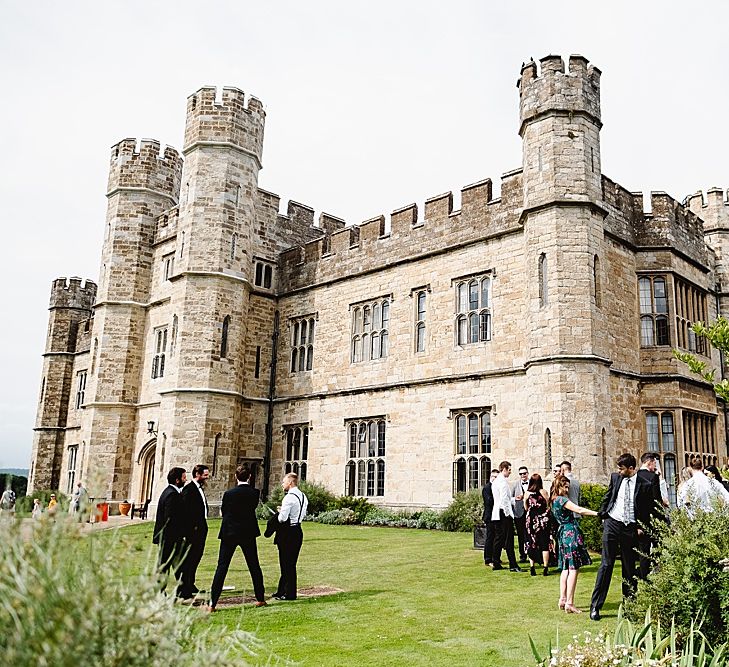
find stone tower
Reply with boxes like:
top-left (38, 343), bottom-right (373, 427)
top-left (518, 55), bottom-right (608, 478)
top-left (30, 277), bottom-right (96, 491)
top-left (158, 88), bottom-right (267, 500)
top-left (84, 140), bottom-right (182, 499)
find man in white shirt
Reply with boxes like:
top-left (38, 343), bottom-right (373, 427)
top-left (490, 461), bottom-right (521, 572)
top-left (678, 458), bottom-right (729, 516)
top-left (273, 472), bottom-right (309, 600)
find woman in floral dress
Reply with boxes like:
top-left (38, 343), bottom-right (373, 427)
top-left (550, 475), bottom-right (598, 614)
top-left (523, 474), bottom-right (553, 576)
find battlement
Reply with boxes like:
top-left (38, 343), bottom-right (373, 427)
top-left (518, 54), bottom-right (601, 134)
top-left (50, 277), bottom-right (97, 310)
top-left (183, 85), bottom-right (265, 161)
top-left (107, 138), bottom-right (183, 200)
top-left (686, 188), bottom-right (729, 232)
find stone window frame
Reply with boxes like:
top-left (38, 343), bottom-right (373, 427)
top-left (411, 284), bottom-right (430, 354)
top-left (645, 409), bottom-right (677, 506)
top-left (539, 253), bottom-right (548, 308)
top-left (151, 325), bottom-right (168, 379)
top-left (220, 315), bottom-right (230, 359)
top-left (162, 252), bottom-right (175, 282)
top-left (638, 274), bottom-right (670, 347)
top-left (284, 423), bottom-right (309, 481)
top-left (682, 410), bottom-right (718, 468)
top-left (253, 258), bottom-right (275, 290)
top-left (66, 444), bottom-right (78, 494)
top-left (289, 313), bottom-right (317, 374)
top-left (453, 272), bottom-right (492, 347)
top-left (674, 276), bottom-right (708, 356)
top-left (452, 407), bottom-right (492, 494)
top-left (345, 417), bottom-right (386, 497)
top-left (75, 370), bottom-right (87, 410)
top-left (350, 295), bottom-right (391, 364)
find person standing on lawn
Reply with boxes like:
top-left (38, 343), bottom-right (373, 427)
top-left (550, 474), bottom-right (598, 613)
top-left (512, 466), bottom-right (530, 563)
top-left (491, 461), bottom-right (521, 572)
top-left (273, 472), bottom-right (308, 601)
top-left (524, 473), bottom-right (553, 576)
top-left (481, 469), bottom-right (499, 566)
top-left (180, 464), bottom-right (210, 600)
top-left (208, 464), bottom-right (266, 611)
top-left (153, 467), bottom-right (187, 593)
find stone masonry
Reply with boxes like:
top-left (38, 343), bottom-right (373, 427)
top-left (30, 55), bottom-right (729, 515)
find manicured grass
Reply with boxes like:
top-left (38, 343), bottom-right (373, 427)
top-left (109, 522), bottom-right (625, 666)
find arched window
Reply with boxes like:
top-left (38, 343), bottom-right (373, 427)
top-left (291, 348), bottom-right (298, 372)
top-left (290, 315), bottom-right (316, 373)
top-left (455, 275), bottom-right (491, 345)
top-left (346, 419), bottom-right (386, 497)
top-left (415, 290), bottom-right (427, 353)
top-left (220, 316), bottom-right (230, 358)
top-left (170, 314), bottom-right (178, 357)
top-left (539, 253), bottom-right (548, 307)
top-left (544, 428), bottom-right (552, 473)
top-left (593, 255), bottom-right (601, 307)
top-left (345, 461), bottom-right (356, 495)
top-left (284, 425), bottom-right (309, 480)
top-left (367, 460), bottom-right (375, 496)
top-left (452, 409), bottom-right (492, 494)
top-left (639, 275), bottom-right (670, 346)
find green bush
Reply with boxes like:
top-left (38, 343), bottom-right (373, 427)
top-left (0, 518), bottom-right (268, 666)
top-left (578, 482), bottom-right (608, 552)
top-left (440, 489), bottom-right (482, 532)
top-left (361, 507), bottom-right (419, 528)
top-left (1, 473), bottom-right (27, 499)
top-left (316, 508), bottom-right (357, 525)
top-left (415, 508), bottom-right (443, 530)
top-left (626, 505), bottom-right (729, 647)
top-left (15, 489), bottom-right (67, 516)
top-left (299, 480), bottom-right (338, 515)
top-left (333, 496), bottom-right (373, 523)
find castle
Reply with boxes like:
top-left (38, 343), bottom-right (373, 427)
top-left (30, 54), bottom-right (729, 514)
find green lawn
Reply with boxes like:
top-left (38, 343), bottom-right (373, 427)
top-left (109, 521), bottom-right (625, 666)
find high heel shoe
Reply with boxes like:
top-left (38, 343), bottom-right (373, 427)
top-left (558, 598), bottom-right (566, 610)
top-left (565, 604), bottom-right (582, 614)
top-left (530, 565), bottom-right (536, 576)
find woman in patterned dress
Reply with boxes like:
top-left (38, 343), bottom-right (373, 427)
top-left (550, 474), bottom-right (598, 614)
top-left (523, 474), bottom-right (553, 576)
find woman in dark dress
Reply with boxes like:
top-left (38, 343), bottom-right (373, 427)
top-left (550, 474), bottom-right (598, 614)
top-left (523, 474), bottom-right (552, 576)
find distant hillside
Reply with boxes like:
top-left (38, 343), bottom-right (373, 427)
top-left (0, 468), bottom-right (29, 478)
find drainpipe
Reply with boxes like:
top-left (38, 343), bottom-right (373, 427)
top-left (262, 309), bottom-right (279, 500)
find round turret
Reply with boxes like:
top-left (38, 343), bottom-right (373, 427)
top-left (107, 139), bottom-right (183, 201)
top-left (49, 277), bottom-right (97, 310)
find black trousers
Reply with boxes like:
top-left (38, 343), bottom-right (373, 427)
top-left (483, 520), bottom-right (496, 564)
top-left (590, 517), bottom-right (638, 612)
top-left (180, 529), bottom-right (207, 598)
top-left (275, 524), bottom-right (303, 599)
top-left (492, 511), bottom-right (518, 568)
top-left (514, 514), bottom-right (527, 560)
top-left (157, 537), bottom-right (185, 593)
top-left (210, 538), bottom-right (265, 606)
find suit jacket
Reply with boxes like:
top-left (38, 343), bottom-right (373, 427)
top-left (599, 472), bottom-right (658, 527)
top-left (512, 479), bottom-right (528, 519)
top-left (153, 485), bottom-right (183, 546)
top-left (181, 481), bottom-right (208, 542)
top-left (482, 482), bottom-right (495, 523)
top-left (218, 483), bottom-right (261, 542)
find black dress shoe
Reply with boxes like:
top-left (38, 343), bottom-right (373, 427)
top-left (272, 593), bottom-right (286, 600)
top-left (590, 608), bottom-right (601, 621)
top-left (509, 566), bottom-right (523, 572)
top-left (491, 563), bottom-right (504, 570)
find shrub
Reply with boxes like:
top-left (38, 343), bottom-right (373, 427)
top-left (531, 607), bottom-right (727, 666)
top-left (579, 482), bottom-right (608, 552)
top-left (316, 508), bottom-right (357, 525)
top-left (626, 504), bottom-right (729, 647)
top-left (440, 489), bottom-right (482, 532)
top-left (15, 489), bottom-right (67, 516)
top-left (299, 480), bottom-right (337, 515)
top-left (0, 518), bottom-right (268, 666)
top-left (333, 496), bottom-right (373, 523)
top-left (415, 508), bottom-right (443, 530)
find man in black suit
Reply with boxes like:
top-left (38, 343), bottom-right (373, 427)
top-left (152, 467), bottom-right (187, 591)
top-left (636, 452), bottom-right (664, 579)
top-left (590, 453), bottom-right (660, 621)
top-left (208, 464), bottom-right (266, 610)
top-left (179, 464), bottom-right (210, 600)
top-left (481, 469), bottom-right (499, 565)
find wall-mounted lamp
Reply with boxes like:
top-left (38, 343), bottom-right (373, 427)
top-left (147, 421), bottom-right (158, 435)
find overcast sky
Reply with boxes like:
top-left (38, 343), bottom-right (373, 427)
top-left (1, 1), bottom-right (727, 468)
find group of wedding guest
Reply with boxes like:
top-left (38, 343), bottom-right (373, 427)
top-left (153, 464), bottom-right (307, 610)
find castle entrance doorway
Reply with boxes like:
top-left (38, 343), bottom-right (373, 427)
top-left (138, 439), bottom-right (156, 504)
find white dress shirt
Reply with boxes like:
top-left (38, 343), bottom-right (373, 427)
top-left (278, 486), bottom-right (308, 525)
top-left (677, 470), bottom-right (729, 515)
top-left (608, 474), bottom-right (636, 524)
top-left (491, 474), bottom-right (513, 521)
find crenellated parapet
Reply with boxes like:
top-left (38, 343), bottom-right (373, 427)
top-left (278, 171), bottom-right (521, 292)
top-left (50, 277), bottom-right (97, 310)
top-left (183, 86), bottom-right (265, 162)
top-left (518, 54), bottom-right (601, 135)
top-left (686, 188), bottom-right (729, 232)
top-left (107, 139), bottom-right (182, 200)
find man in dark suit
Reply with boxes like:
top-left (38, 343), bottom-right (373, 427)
top-left (636, 452), bottom-right (664, 579)
top-left (179, 464), bottom-right (210, 600)
top-left (152, 467), bottom-right (187, 591)
top-left (590, 453), bottom-right (660, 621)
top-left (208, 464), bottom-right (266, 610)
top-left (481, 469), bottom-right (499, 565)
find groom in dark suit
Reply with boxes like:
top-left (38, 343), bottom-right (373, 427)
top-left (180, 464), bottom-right (210, 599)
top-left (590, 452), bottom-right (660, 621)
top-left (481, 469), bottom-right (499, 565)
top-left (152, 466), bottom-right (187, 590)
top-left (208, 464), bottom-right (266, 610)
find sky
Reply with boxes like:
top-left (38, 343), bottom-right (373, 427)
top-left (0, 1), bottom-right (728, 468)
